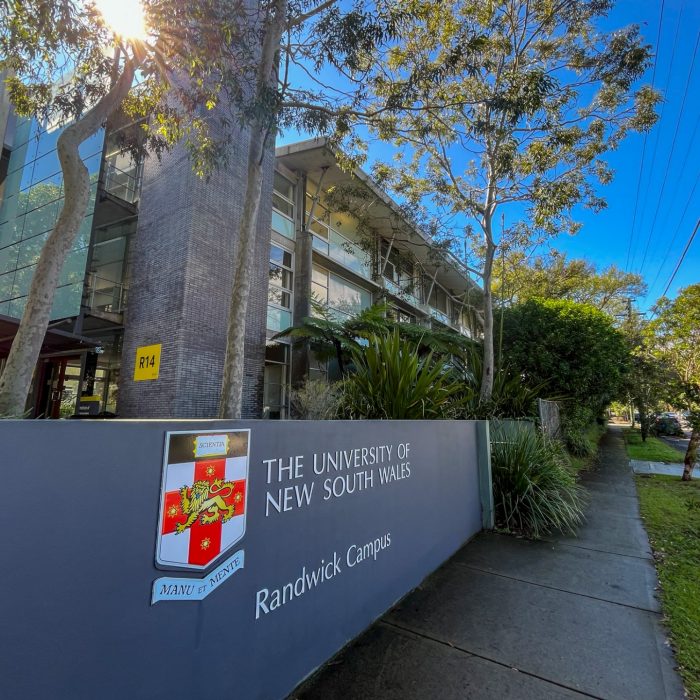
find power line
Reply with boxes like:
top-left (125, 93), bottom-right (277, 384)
top-left (647, 170), bottom-right (700, 296)
top-left (660, 218), bottom-right (700, 298)
top-left (638, 28), bottom-right (699, 275)
top-left (626, 0), bottom-right (666, 272)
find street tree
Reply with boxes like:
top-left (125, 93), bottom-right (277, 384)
top-left (0, 0), bottom-right (253, 417)
top-left (367, 0), bottom-right (658, 402)
top-left (652, 284), bottom-right (700, 481)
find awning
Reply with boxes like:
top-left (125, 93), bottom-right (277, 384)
top-left (0, 314), bottom-right (100, 357)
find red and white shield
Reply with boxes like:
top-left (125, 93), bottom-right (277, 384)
top-left (156, 429), bottom-right (250, 570)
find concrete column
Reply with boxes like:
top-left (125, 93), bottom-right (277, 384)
top-left (291, 172), bottom-right (312, 389)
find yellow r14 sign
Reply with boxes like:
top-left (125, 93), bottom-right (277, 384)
top-left (134, 344), bottom-right (161, 381)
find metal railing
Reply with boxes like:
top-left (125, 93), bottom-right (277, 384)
top-left (85, 274), bottom-right (128, 314)
top-left (382, 277), bottom-right (423, 309)
top-left (103, 162), bottom-right (141, 204)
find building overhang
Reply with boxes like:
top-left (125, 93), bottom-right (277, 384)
top-left (0, 315), bottom-right (100, 357)
top-left (275, 138), bottom-right (482, 302)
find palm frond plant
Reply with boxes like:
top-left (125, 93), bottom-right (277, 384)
top-left (274, 302), bottom-right (392, 375)
top-left (490, 425), bottom-right (586, 538)
top-left (341, 330), bottom-right (462, 419)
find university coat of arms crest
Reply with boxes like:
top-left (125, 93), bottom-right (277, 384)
top-left (156, 430), bottom-right (250, 570)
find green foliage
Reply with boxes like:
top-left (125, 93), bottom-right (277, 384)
top-left (651, 284), bottom-right (700, 478)
top-left (623, 429), bottom-right (686, 464)
top-left (0, 0), bottom-right (257, 173)
top-left (568, 422), bottom-right (606, 473)
top-left (636, 475), bottom-right (700, 697)
top-left (502, 299), bottom-right (630, 419)
top-left (652, 284), bottom-right (700, 413)
top-left (275, 302), bottom-right (392, 375)
top-left (560, 405), bottom-right (598, 458)
top-left (491, 425), bottom-right (585, 538)
top-left (452, 344), bottom-right (543, 419)
top-left (277, 301), bottom-right (478, 376)
top-left (340, 331), bottom-right (461, 419)
top-left (494, 250), bottom-right (647, 317)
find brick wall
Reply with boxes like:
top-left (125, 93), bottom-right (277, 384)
top-left (119, 126), bottom-right (273, 418)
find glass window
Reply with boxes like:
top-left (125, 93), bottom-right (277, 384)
top-left (263, 344), bottom-right (290, 419)
top-left (0, 117), bottom-right (104, 320)
top-left (272, 193), bottom-right (293, 218)
top-left (274, 172), bottom-right (294, 202)
top-left (311, 264), bottom-right (329, 308)
top-left (270, 246), bottom-right (292, 268)
top-left (272, 172), bottom-right (295, 240)
top-left (429, 284), bottom-right (449, 314)
top-left (0, 242), bottom-right (20, 275)
top-left (271, 210), bottom-right (295, 239)
top-left (328, 229), bottom-right (371, 277)
top-left (267, 244), bottom-right (293, 331)
top-left (328, 274), bottom-right (371, 318)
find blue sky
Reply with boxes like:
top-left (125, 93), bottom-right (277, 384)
top-left (571, 0), bottom-right (700, 310)
top-left (278, 0), bottom-right (700, 312)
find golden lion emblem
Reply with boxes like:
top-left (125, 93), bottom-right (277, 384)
top-left (175, 479), bottom-right (237, 534)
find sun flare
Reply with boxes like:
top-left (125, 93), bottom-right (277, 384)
top-left (93, 0), bottom-right (147, 42)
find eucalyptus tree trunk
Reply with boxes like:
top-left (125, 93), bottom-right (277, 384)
top-left (479, 168), bottom-right (497, 403)
top-left (480, 235), bottom-right (496, 403)
top-left (0, 61), bottom-right (138, 418)
top-left (218, 0), bottom-right (287, 418)
top-left (682, 426), bottom-right (699, 481)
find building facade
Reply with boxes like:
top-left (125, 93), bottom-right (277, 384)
top-left (0, 106), bottom-right (481, 418)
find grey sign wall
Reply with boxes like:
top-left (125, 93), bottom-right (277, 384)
top-left (0, 419), bottom-right (489, 699)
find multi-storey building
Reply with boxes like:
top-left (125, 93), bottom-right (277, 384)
top-left (0, 106), bottom-right (481, 419)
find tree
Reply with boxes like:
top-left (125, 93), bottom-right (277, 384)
top-left (216, 0), bottom-right (402, 418)
top-left (494, 249), bottom-right (646, 316)
top-left (652, 284), bottom-right (700, 481)
top-left (367, 0), bottom-right (658, 403)
top-left (501, 299), bottom-right (629, 422)
top-left (0, 0), bottom-right (252, 416)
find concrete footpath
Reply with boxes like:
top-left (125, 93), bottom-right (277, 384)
top-left (293, 427), bottom-right (685, 699)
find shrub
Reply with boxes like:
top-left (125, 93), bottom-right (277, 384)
top-left (502, 299), bottom-right (629, 420)
top-left (340, 331), bottom-right (461, 419)
top-left (291, 379), bottom-right (342, 419)
top-left (561, 405), bottom-right (597, 457)
top-left (491, 425), bottom-right (586, 538)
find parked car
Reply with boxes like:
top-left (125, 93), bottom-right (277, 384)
top-left (652, 414), bottom-right (685, 437)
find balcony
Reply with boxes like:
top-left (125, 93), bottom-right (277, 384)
top-left (429, 307), bottom-right (450, 326)
top-left (382, 277), bottom-right (423, 309)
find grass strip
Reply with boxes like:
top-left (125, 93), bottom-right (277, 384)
top-left (623, 428), bottom-right (686, 463)
top-left (636, 474), bottom-right (700, 698)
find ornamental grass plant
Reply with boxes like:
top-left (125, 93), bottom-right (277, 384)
top-left (491, 425), bottom-right (585, 538)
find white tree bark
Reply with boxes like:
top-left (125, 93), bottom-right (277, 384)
top-left (218, 0), bottom-right (287, 418)
top-left (0, 60), bottom-right (138, 418)
top-left (479, 212), bottom-right (496, 403)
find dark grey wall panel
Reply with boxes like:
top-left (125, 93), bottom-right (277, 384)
top-left (0, 419), bottom-right (485, 700)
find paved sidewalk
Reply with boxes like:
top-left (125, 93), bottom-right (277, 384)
top-left (632, 459), bottom-right (700, 479)
top-left (294, 427), bottom-right (684, 700)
